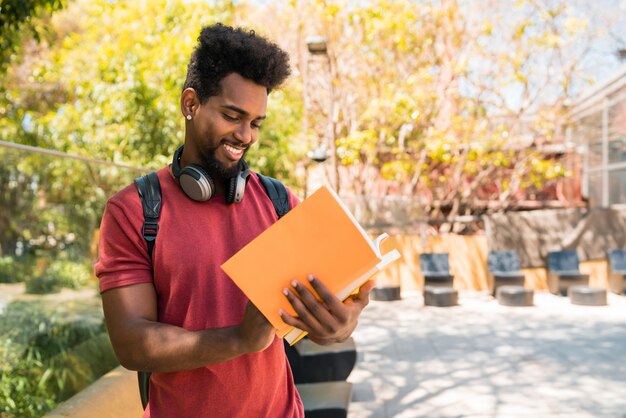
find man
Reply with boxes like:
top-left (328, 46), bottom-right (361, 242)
top-left (95, 23), bottom-right (375, 417)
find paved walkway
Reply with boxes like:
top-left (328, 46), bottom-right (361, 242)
top-left (348, 290), bottom-right (626, 418)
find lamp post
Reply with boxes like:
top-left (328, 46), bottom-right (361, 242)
top-left (306, 36), bottom-right (327, 55)
top-left (307, 143), bottom-right (329, 163)
top-left (304, 35), bottom-right (339, 194)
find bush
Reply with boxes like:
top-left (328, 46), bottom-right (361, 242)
top-left (0, 256), bottom-right (14, 283)
top-left (0, 302), bottom-right (118, 417)
top-left (25, 275), bottom-right (62, 294)
top-left (0, 356), bottom-right (57, 417)
top-left (0, 256), bottom-right (33, 283)
top-left (44, 260), bottom-right (91, 289)
top-left (25, 260), bottom-right (91, 294)
top-left (48, 333), bottom-right (118, 400)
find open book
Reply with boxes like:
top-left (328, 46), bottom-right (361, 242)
top-left (221, 186), bottom-right (401, 345)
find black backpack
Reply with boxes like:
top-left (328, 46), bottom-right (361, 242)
top-left (133, 170), bottom-right (291, 410)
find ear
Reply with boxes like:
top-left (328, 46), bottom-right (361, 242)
top-left (181, 88), bottom-right (199, 119)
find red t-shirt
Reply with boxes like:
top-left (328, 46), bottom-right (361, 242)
top-left (94, 167), bottom-right (303, 418)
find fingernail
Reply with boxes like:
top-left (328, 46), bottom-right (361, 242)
top-left (282, 288), bottom-right (289, 296)
top-left (307, 275), bottom-right (315, 282)
top-left (278, 309), bottom-right (285, 316)
top-left (291, 280), bottom-right (298, 288)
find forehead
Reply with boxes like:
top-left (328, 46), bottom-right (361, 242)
top-left (214, 73), bottom-right (268, 116)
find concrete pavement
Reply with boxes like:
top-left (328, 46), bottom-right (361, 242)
top-left (348, 290), bottom-right (626, 418)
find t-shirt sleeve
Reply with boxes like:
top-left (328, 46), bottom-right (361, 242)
top-left (286, 187), bottom-right (301, 210)
top-left (94, 197), bottom-right (153, 294)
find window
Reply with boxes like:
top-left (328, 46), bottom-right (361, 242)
top-left (609, 102), bottom-right (626, 164)
top-left (609, 168), bottom-right (626, 205)
top-left (573, 70), bottom-right (626, 208)
top-left (587, 171), bottom-right (603, 207)
top-left (576, 111), bottom-right (603, 167)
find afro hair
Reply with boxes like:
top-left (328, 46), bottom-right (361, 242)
top-left (183, 23), bottom-right (291, 103)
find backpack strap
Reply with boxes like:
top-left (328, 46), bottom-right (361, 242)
top-left (137, 371), bottom-right (150, 410)
top-left (134, 171), bottom-right (162, 261)
top-left (134, 172), bottom-right (161, 410)
top-left (257, 173), bottom-right (290, 219)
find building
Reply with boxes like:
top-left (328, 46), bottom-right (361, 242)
top-left (569, 64), bottom-right (626, 207)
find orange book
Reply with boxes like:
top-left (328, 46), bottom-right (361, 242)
top-left (221, 186), bottom-right (401, 345)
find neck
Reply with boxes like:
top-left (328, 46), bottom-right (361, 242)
top-left (213, 179), bottom-right (227, 196)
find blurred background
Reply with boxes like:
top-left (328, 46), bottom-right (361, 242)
top-left (1, 0), bottom-right (625, 416)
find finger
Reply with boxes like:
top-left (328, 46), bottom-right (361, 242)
top-left (282, 286), bottom-right (325, 333)
top-left (290, 280), bottom-right (338, 326)
top-left (279, 308), bottom-right (351, 346)
top-left (279, 308), bottom-right (310, 332)
top-left (305, 275), bottom-right (348, 315)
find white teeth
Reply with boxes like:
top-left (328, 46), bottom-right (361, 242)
top-left (224, 144), bottom-right (243, 155)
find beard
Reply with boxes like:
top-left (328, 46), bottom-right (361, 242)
top-left (202, 142), bottom-right (247, 180)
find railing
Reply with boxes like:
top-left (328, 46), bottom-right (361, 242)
top-left (0, 141), bottom-right (143, 417)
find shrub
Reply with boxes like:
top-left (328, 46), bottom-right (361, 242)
top-left (44, 260), bottom-right (91, 289)
top-left (25, 260), bottom-right (91, 294)
top-left (25, 274), bottom-right (62, 294)
top-left (47, 333), bottom-right (118, 400)
top-left (0, 356), bottom-right (57, 417)
top-left (0, 256), bottom-right (34, 283)
top-left (0, 302), bottom-right (118, 417)
top-left (0, 256), bottom-right (14, 283)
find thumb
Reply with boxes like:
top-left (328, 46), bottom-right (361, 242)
top-left (352, 279), bottom-right (376, 303)
top-left (345, 280), bottom-right (376, 307)
top-left (359, 279), bottom-right (377, 294)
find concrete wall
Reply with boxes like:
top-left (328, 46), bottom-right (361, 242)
top-left (45, 366), bottom-right (143, 418)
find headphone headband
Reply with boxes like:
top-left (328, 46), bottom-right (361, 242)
top-left (171, 145), bottom-right (249, 203)
top-left (171, 145), bottom-right (184, 178)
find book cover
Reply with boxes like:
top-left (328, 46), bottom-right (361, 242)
top-left (221, 185), bottom-right (401, 344)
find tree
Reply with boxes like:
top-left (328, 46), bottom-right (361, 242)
top-left (2, 0), bottom-right (623, 252)
top-left (0, 0), bottom-right (309, 257)
top-left (254, 0), bottom-right (620, 231)
top-left (0, 0), bottom-right (66, 73)
top-left (0, 0), bottom-right (237, 257)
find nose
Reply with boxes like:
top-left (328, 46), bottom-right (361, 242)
top-left (233, 123), bottom-right (255, 145)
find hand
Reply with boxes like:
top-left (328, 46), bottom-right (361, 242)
top-left (237, 301), bottom-right (276, 353)
top-left (279, 275), bottom-right (376, 345)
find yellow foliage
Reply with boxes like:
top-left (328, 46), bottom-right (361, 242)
top-left (481, 19), bottom-right (494, 36)
top-left (563, 16), bottom-right (588, 35)
top-left (1, 0), bottom-right (595, 212)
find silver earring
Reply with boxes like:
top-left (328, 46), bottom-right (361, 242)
top-left (186, 115), bottom-right (192, 120)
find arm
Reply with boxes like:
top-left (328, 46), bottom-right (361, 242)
top-left (97, 194), bottom-right (276, 372)
top-left (102, 283), bottom-right (275, 372)
top-left (279, 276), bottom-right (376, 345)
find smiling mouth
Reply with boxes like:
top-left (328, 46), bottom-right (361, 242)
top-left (222, 141), bottom-right (247, 160)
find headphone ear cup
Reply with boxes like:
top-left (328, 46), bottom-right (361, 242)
top-left (179, 165), bottom-right (215, 201)
top-left (226, 176), bottom-right (237, 204)
top-left (226, 171), bottom-right (249, 204)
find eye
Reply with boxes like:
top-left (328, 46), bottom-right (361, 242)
top-left (222, 113), bottom-right (238, 122)
top-left (251, 121), bottom-right (262, 129)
